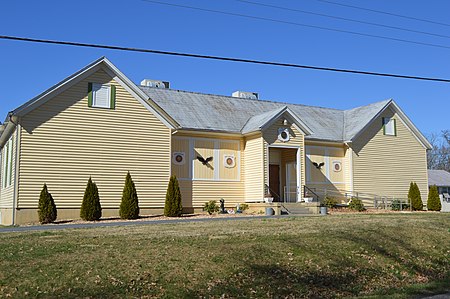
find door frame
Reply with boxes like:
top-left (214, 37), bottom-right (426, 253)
top-left (266, 144), bottom-right (302, 202)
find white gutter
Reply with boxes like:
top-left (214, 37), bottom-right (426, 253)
top-left (0, 115), bottom-right (18, 148)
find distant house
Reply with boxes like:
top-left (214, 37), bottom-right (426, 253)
top-left (0, 57), bottom-right (432, 225)
top-left (428, 169), bottom-right (450, 212)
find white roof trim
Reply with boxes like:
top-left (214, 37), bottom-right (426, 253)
top-left (389, 101), bottom-right (432, 149)
top-left (350, 99), bottom-right (431, 150)
top-left (260, 107), bottom-right (313, 135)
top-left (10, 57), bottom-right (178, 129)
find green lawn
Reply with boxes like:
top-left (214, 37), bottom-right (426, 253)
top-left (0, 214), bottom-right (449, 298)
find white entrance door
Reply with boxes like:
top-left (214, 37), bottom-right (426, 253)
top-left (285, 162), bottom-right (297, 202)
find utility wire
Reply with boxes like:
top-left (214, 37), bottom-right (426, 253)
top-left (237, 0), bottom-right (450, 39)
top-left (140, 0), bottom-right (450, 51)
top-left (1, 35), bottom-right (450, 83)
top-left (314, 0), bottom-right (450, 28)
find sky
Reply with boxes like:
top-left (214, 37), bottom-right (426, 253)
top-left (1, 0), bottom-right (449, 136)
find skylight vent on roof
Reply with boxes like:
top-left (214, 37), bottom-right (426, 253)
top-left (140, 79), bottom-right (170, 89)
top-left (232, 91), bottom-right (258, 100)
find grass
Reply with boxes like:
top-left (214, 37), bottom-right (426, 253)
top-left (0, 214), bottom-right (449, 298)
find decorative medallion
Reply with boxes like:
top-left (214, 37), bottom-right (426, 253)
top-left (332, 161), bottom-right (342, 172)
top-left (172, 152), bottom-right (185, 165)
top-left (277, 128), bottom-right (290, 142)
top-left (224, 155), bottom-right (236, 168)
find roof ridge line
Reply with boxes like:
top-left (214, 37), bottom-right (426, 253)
top-left (139, 86), bottom-right (345, 112)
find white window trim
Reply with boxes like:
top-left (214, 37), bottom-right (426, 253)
top-left (2, 138), bottom-right (13, 189)
top-left (383, 117), bottom-right (396, 136)
top-left (173, 136), bottom-right (241, 182)
top-left (92, 83), bottom-right (111, 109)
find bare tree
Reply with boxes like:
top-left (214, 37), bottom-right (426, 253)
top-left (427, 130), bottom-right (450, 171)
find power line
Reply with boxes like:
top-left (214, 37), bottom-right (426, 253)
top-left (1, 35), bottom-right (450, 83)
top-left (237, 0), bottom-right (450, 39)
top-left (140, 0), bottom-right (450, 50)
top-left (314, 0), bottom-right (450, 28)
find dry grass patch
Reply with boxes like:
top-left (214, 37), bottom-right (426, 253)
top-left (0, 214), bottom-right (449, 298)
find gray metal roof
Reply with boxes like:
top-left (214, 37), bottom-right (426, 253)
top-left (241, 106), bottom-right (287, 134)
top-left (344, 99), bottom-right (391, 141)
top-left (428, 170), bottom-right (450, 187)
top-left (139, 86), bottom-right (390, 142)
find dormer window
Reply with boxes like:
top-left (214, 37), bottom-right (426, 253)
top-left (383, 117), bottom-right (396, 136)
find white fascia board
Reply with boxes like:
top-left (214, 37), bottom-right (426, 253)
top-left (13, 57), bottom-right (106, 117)
top-left (259, 106), bottom-right (288, 132)
top-left (10, 57), bottom-right (179, 130)
top-left (100, 58), bottom-right (178, 129)
top-left (350, 99), bottom-right (431, 150)
top-left (259, 106), bottom-right (313, 136)
top-left (389, 101), bottom-right (432, 149)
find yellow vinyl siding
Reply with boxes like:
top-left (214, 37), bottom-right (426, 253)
top-left (244, 135), bottom-right (265, 201)
top-left (328, 148), bottom-right (345, 183)
top-left (263, 118), bottom-right (303, 146)
top-left (219, 141), bottom-right (239, 180)
top-left (307, 148), bottom-right (326, 183)
top-left (305, 143), bottom-right (349, 198)
top-left (0, 129), bottom-right (17, 209)
top-left (352, 107), bottom-right (429, 202)
top-left (171, 138), bottom-right (190, 179)
top-left (193, 140), bottom-right (215, 180)
top-left (177, 180), bottom-right (245, 208)
top-left (172, 135), bottom-right (244, 207)
top-left (18, 69), bottom-right (171, 209)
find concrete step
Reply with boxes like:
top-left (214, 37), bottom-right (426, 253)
top-left (282, 207), bottom-right (313, 215)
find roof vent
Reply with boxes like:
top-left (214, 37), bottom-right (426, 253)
top-left (140, 79), bottom-right (170, 89)
top-left (232, 91), bottom-right (258, 100)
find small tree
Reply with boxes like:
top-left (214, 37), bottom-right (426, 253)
top-left (80, 177), bottom-right (102, 221)
top-left (164, 175), bottom-right (183, 217)
top-left (38, 184), bottom-right (57, 224)
top-left (427, 185), bottom-right (442, 211)
top-left (408, 182), bottom-right (423, 211)
top-left (119, 172), bottom-right (140, 219)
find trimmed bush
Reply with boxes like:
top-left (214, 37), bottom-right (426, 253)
top-left (348, 197), bottom-right (365, 212)
top-left (408, 182), bottom-right (423, 211)
top-left (80, 177), bottom-right (102, 221)
top-left (38, 183), bottom-right (57, 224)
top-left (119, 172), bottom-right (140, 219)
top-left (323, 196), bottom-right (338, 208)
top-left (427, 185), bottom-right (441, 211)
top-left (203, 200), bottom-right (219, 215)
top-left (164, 175), bottom-right (183, 217)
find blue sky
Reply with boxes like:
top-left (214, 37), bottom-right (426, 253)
top-left (1, 0), bottom-right (449, 136)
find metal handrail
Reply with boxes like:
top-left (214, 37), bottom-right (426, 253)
top-left (306, 187), bottom-right (412, 210)
top-left (264, 184), bottom-right (281, 200)
top-left (303, 186), bottom-right (319, 202)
